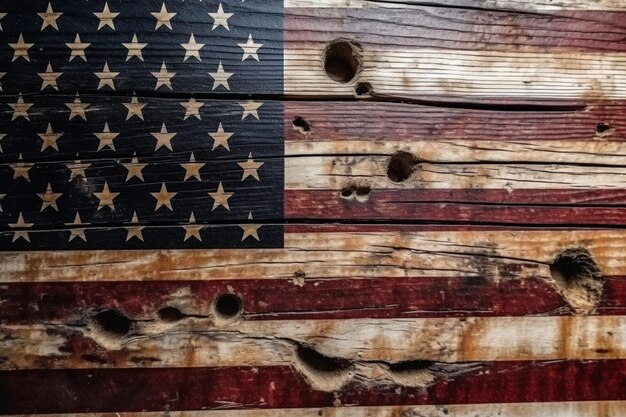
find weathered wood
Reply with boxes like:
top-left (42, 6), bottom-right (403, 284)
top-left (2, 0), bottom-right (625, 415)
top-left (1, 361), bottom-right (625, 413)
top-left (0, 226), bottom-right (619, 281)
top-left (2, 96), bottom-right (626, 229)
top-left (3, 315), bottom-right (626, 370)
top-left (8, 276), bottom-right (624, 323)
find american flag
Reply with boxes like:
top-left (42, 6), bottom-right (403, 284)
top-left (1, 0), bottom-right (626, 416)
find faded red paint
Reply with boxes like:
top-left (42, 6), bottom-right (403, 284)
top-left (2, 360), bottom-right (626, 414)
top-left (2, 277), bottom-right (625, 323)
top-left (285, 189), bottom-right (626, 224)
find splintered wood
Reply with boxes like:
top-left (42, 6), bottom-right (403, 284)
top-left (1, 0), bottom-right (626, 416)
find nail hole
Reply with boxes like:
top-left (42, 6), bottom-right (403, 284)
top-left (93, 310), bottom-right (132, 337)
top-left (596, 122), bottom-right (613, 137)
top-left (292, 116), bottom-right (311, 133)
top-left (355, 82), bottom-right (372, 96)
top-left (549, 248), bottom-right (603, 314)
top-left (387, 151), bottom-right (419, 183)
top-left (213, 293), bottom-right (243, 321)
top-left (340, 185), bottom-right (371, 202)
top-left (324, 39), bottom-right (361, 83)
top-left (340, 188), bottom-right (353, 198)
top-left (596, 122), bottom-right (611, 133)
top-left (157, 306), bottom-right (185, 322)
top-left (355, 186), bottom-right (370, 197)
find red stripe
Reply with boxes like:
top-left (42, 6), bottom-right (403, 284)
top-left (285, 189), bottom-right (626, 224)
top-left (284, 102), bottom-right (626, 143)
top-left (2, 277), bottom-right (624, 324)
top-left (286, 9), bottom-right (626, 52)
top-left (1, 360), bottom-right (625, 414)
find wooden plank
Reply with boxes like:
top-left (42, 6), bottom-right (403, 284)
top-left (2, 1), bottom-right (625, 415)
top-left (3, 315), bottom-right (626, 369)
top-left (0, 226), bottom-right (617, 282)
top-left (8, 276), bottom-right (625, 323)
top-left (1, 361), bottom-right (625, 413)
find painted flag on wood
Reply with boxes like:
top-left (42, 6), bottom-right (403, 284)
top-left (1, 0), bottom-right (626, 416)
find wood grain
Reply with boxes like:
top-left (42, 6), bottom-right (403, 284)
top-left (3, 314), bottom-right (626, 370)
top-left (0, 227), bottom-right (621, 281)
top-left (2, 360), bottom-right (626, 413)
top-left (8, 275), bottom-right (626, 323)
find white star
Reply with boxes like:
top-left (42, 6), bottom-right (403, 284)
top-left (238, 101), bottom-right (263, 120)
top-left (151, 183), bottom-right (177, 211)
top-left (152, 3), bottom-right (176, 30)
top-left (240, 212), bottom-right (261, 241)
top-left (0, 193), bottom-right (5, 212)
top-left (93, 181), bottom-right (119, 211)
top-left (183, 212), bottom-right (203, 242)
top-left (94, 122), bottom-right (119, 151)
top-left (0, 13), bottom-right (6, 31)
top-left (208, 61), bottom-right (233, 91)
top-left (152, 62), bottom-right (175, 90)
top-left (38, 183), bottom-right (63, 212)
top-left (181, 33), bottom-right (204, 61)
top-left (238, 34), bottom-right (262, 61)
top-left (66, 213), bottom-right (88, 242)
top-left (209, 122), bottom-right (234, 151)
top-left (123, 153), bottom-right (147, 182)
top-left (95, 62), bottom-right (119, 90)
top-left (0, 72), bottom-right (5, 92)
top-left (9, 94), bottom-right (33, 121)
top-left (238, 153), bottom-right (263, 181)
top-left (125, 212), bottom-right (144, 242)
top-left (123, 34), bottom-right (147, 61)
top-left (65, 94), bottom-right (89, 120)
top-left (94, 2), bottom-right (119, 30)
top-left (180, 98), bottom-right (203, 120)
top-left (38, 62), bottom-right (62, 91)
top-left (12, 154), bottom-right (33, 181)
top-left (208, 182), bottom-right (234, 211)
top-left (10, 34), bottom-right (34, 62)
top-left (181, 152), bottom-right (205, 181)
top-left (124, 93), bottom-right (147, 120)
top-left (66, 34), bottom-right (90, 62)
top-left (209, 3), bottom-right (233, 30)
top-left (38, 3), bottom-right (62, 31)
top-left (151, 122), bottom-right (176, 151)
top-left (9, 213), bottom-right (33, 243)
top-left (38, 122), bottom-right (62, 152)
top-left (0, 134), bottom-right (5, 153)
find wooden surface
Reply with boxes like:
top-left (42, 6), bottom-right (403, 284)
top-left (2, 0), bottom-right (626, 416)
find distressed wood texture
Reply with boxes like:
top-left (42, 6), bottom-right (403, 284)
top-left (2, 0), bottom-right (626, 416)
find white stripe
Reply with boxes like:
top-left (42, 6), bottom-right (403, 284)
top-left (286, 140), bottom-right (626, 164)
top-left (0, 229), bottom-right (623, 282)
top-left (285, 48), bottom-right (626, 99)
top-left (285, 140), bottom-right (626, 190)
top-left (3, 316), bottom-right (626, 368)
